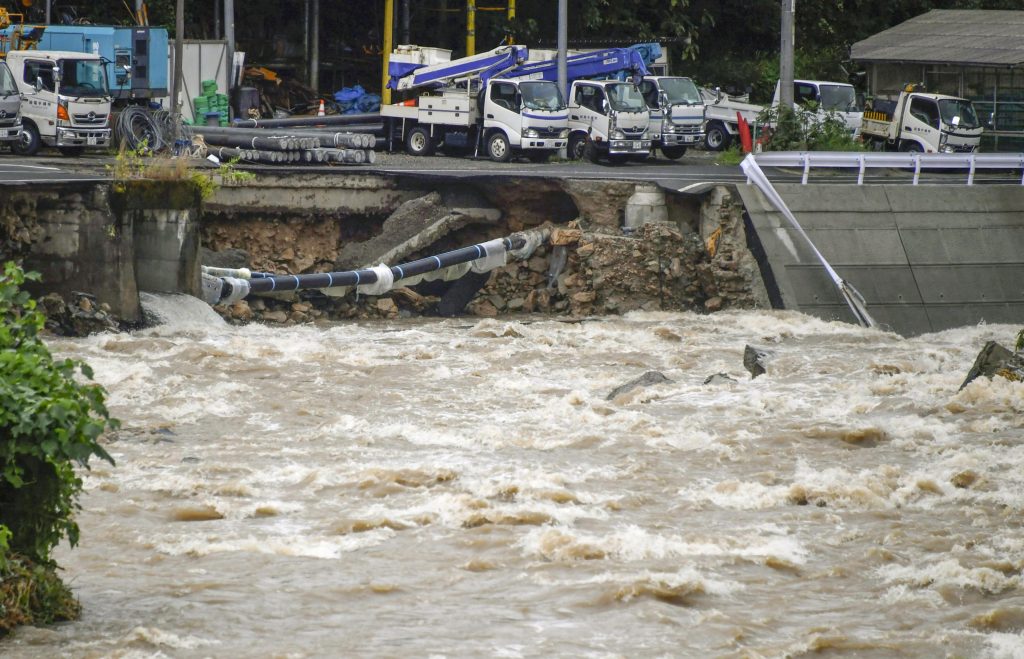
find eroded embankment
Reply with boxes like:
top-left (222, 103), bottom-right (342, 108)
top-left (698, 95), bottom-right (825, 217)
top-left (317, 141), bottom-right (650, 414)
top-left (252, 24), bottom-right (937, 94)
top-left (200, 173), bottom-right (770, 324)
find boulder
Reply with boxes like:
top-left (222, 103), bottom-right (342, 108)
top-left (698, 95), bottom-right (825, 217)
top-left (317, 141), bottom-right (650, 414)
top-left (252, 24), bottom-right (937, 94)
top-left (606, 371), bottom-right (674, 401)
top-left (743, 345), bottom-right (773, 379)
top-left (960, 341), bottom-right (1024, 390)
top-left (201, 246), bottom-right (251, 269)
top-left (703, 373), bottom-right (737, 385)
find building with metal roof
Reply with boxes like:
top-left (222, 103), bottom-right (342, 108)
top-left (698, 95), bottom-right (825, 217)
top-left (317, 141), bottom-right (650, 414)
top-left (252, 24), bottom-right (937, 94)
top-left (852, 10), bottom-right (1024, 151)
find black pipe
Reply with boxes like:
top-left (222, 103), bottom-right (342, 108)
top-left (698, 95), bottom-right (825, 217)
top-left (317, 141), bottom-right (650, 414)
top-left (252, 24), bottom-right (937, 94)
top-left (247, 236), bottom-right (525, 294)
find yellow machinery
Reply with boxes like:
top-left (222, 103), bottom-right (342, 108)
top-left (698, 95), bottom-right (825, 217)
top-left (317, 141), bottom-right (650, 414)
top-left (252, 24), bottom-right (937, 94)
top-left (0, 9), bottom-right (43, 55)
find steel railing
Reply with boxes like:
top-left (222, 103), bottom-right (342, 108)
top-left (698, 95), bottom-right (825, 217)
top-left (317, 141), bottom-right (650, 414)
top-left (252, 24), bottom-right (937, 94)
top-left (750, 151), bottom-right (1024, 185)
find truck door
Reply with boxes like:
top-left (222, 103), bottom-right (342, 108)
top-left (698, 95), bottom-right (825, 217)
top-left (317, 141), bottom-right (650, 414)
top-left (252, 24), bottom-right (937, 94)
top-left (486, 80), bottom-right (521, 141)
top-left (903, 96), bottom-right (941, 150)
top-left (794, 81), bottom-right (818, 108)
top-left (571, 83), bottom-right (605, 130)
top-left (20, 59), bottom-right (57, 116)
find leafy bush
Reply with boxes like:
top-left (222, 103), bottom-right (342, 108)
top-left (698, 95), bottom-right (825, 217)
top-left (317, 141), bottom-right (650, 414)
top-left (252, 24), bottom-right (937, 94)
top-left (758, 104), bottom-right (864, 152)
top-left (0, 262), bottom-right (117, 569)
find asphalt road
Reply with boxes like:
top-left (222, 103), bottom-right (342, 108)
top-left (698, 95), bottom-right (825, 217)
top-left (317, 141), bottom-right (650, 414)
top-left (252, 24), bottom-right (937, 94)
top-left (1, 146), bottom-right (1021, 190)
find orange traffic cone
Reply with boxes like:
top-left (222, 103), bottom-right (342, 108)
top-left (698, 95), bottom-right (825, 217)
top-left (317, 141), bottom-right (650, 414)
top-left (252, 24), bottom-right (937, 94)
top-left (317, 99), bottom-right (326, 117)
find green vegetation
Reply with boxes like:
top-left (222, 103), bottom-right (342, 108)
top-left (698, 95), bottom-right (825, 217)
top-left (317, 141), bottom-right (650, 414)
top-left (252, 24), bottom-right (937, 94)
top-left (1016, 329), bottom-right (1023, 352)
top-left (0, 263), bottom-right (118, 634)
top-left (757, 105), bottom-right (865, 152)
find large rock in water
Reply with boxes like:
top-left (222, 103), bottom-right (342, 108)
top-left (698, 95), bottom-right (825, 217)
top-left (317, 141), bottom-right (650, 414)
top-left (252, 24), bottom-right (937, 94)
top-left (960, 341), bottom-right (1024, 390)
top-left (743, 345), bottom-right (772, 379)
top-left (606, 371), bottom-right (674, 401)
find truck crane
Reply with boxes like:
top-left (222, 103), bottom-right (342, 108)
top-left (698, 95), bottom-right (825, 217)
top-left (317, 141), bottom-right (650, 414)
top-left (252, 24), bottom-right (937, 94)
top-left (380, 44), bottom-right (569, 162)
top-left (499, 47), bottom-right (653, 163)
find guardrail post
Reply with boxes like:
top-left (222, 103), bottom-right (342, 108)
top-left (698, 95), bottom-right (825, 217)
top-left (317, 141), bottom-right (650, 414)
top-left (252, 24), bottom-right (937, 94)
top-left (912, 155), bottom-right (921, 185)
top-left (857, 154), bottom-right (865, 185)
top-left (801, 155), bottom-right (810, 185)
top-left (967, 154), bottom-right (976, 185)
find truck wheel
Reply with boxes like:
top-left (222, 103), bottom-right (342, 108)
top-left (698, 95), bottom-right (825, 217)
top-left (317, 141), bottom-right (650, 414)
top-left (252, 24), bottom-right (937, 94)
top-left (58, 146), bottom-right (85, 157)
top-left (583, 138), bottom-right (601, 164)
top-left (486, 132), bottom-right (512, 162)
top-left (11, 123), bottom-right (40, 157)
top-left (567, 133), bottom-right (587, 160)
top-left (900, 141), bottom-right (923, 153)
top-left (405, 126), bottom-right (434, 156)
top-left (704, 122), bottom-right (730, 151)
top-left (660, 146), bottom-right (687, 160)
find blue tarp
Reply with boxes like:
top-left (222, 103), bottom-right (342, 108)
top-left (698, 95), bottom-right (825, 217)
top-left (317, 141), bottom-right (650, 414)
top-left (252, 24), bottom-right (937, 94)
top-left (333, 85), bottom-right (381, 114)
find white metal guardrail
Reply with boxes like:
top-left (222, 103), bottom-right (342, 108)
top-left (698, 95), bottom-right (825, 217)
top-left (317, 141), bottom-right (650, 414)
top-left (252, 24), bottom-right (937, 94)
top-left (750, 152), bottom-right (1024, 185)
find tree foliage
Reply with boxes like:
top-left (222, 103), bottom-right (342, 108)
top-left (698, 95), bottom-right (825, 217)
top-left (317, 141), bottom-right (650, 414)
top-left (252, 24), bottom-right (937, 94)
top-left (0, 262), bottom-right (117, 568)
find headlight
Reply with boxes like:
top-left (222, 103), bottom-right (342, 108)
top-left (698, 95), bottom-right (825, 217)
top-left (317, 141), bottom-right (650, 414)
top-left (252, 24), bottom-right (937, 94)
top-left (610, 129), bottom-right (625, 140)
top-left (523, 129), bottom-right (540, 138)
top-left (558, 129), bottom-right (569, 139)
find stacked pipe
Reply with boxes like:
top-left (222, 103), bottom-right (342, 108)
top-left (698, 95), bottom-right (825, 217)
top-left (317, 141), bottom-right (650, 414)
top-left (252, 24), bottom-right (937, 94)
top-left (184, 123), bottom-right (376, 166)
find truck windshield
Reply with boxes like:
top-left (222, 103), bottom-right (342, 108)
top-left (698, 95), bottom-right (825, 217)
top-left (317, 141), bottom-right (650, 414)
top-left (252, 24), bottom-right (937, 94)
top-left (59, 59), bottom-right (108, 98)
top-left (939, 99), bottom-right (980, 129)
top-left (818, 85), bottom-right (858, 112)
top-left (0, 64), bottom-right (17, 96)
top-left (606, 83), bottom-right (646, 112)
top-left (660, 78), bottom-right (701, 105)
top-left (520, 81), bottom-right (565, 111)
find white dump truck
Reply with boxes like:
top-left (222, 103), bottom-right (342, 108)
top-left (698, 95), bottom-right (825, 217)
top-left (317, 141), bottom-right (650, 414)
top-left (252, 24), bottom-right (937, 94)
top-left (381, 44), bottom-right (568, 162)
top-left (638, 75), bottom-right (704, 159)
top-left (861, 85), bottom-right (982, 153)
top-left (0, 59), bottom-right (22, 146)
top-left (5, 49), bottom-right (112, 156)
top-left (700, 87), bottom-right (762, 151)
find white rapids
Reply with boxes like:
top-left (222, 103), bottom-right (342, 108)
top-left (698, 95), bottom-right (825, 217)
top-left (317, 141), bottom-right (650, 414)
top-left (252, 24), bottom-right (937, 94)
top-left (3, 301), bottom-right (1023, 658)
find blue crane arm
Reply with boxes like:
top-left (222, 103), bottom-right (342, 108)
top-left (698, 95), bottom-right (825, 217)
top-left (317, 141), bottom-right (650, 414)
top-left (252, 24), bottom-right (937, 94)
top-left (388, 45), bottom-right (528, 90)
top-left (496, 47), bottom-right (649, 84)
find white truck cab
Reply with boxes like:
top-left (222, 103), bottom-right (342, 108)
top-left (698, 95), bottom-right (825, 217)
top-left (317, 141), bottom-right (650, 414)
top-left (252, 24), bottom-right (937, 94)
top-left (0, 60), bottom-right (22, 146)
top-left (567, 80), bottom-right (651, 163)
top-left (774, 79), bottom-right (863, 137)
top-left (5, 50), bottom-right (112, 156)
top-left (638, 76), bottom-right (705, 159)
top-left (381, 45), bottom-right (568, 162)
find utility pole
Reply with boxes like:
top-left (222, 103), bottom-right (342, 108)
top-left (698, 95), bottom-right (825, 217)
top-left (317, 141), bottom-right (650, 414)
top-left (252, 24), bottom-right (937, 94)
top-left (557, 0), bottom-right (567, 100)
top-left (310, 0), bottom-right (320, 91)
top-left (45, 0), bottom-right (51, 23)
top-left (224, 0), bottom-right (236, 89)
top-left (780, 0), bottom-right (795, 108)
top-left (173, 0), bottom-right (184, 113)
top-left (402, 0), bottom-right (410, 44)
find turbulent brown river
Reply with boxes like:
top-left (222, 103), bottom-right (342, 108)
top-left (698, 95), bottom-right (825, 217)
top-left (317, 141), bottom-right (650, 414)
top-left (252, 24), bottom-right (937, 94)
top-left (4, 295), bottom-right (1024, 658)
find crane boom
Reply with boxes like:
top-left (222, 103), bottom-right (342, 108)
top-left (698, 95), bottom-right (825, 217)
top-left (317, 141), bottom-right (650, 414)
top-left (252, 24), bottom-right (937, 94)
top-left (498, 48), bottom-right (648, 85)
top-left (388, 44), bottom-right (528, 91)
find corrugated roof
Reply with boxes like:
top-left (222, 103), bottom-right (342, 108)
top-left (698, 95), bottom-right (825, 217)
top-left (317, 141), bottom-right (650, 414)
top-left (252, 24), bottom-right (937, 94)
top-left (851, 10), bottom-right (1024, 66)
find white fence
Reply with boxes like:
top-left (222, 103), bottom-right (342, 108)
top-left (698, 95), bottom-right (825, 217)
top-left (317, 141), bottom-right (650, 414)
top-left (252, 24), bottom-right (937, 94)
top-left (750, 152), bottom-right (1024, 185)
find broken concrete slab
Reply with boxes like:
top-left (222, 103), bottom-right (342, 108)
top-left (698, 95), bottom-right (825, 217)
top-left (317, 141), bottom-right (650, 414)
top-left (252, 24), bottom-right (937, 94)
top-left (335, 188), bottom-right (502, 270)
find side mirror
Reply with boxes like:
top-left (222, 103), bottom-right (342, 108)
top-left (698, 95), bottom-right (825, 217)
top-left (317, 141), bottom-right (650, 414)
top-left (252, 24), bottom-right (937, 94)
top-left (52, 66), bottom-right (61, 83)
top-left (601, 98), bottom-right (609, 114)
top-left (34, 76), bottom-right (44, 92)
top-left (988, 112), bottom-right (995, 127)
top-left (715, 86), bottom-right (723, 103)
top-left (658, 90), bottom-right (669, 107)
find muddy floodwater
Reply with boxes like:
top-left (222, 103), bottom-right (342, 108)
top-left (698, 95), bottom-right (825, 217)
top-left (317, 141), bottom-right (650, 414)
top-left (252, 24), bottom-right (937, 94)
top-left (3, 295), bottom-right (1024, 658)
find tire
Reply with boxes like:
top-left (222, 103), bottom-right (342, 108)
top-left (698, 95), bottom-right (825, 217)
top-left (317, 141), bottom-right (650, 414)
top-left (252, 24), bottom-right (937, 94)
top-left (660, 145), bottom-right (687, 160)
top-left (11, 122), bottom-right (40, 156)
top-left (486, 132), bottom-right (512, 163)
top-left (900, 140), bottom-right (923, 153)
top-left (567, 133), bottom-right (587, 160)
top-left (405, 126), bottom-right (434, 156)
top-left (58, 146), bottom-right (85, 157)
top-left (704, 122), bottom-right (730, 152)
top-left (583, 138), bottom-right (602, 164)
top-left (527, 150), bottom-right (551, 163)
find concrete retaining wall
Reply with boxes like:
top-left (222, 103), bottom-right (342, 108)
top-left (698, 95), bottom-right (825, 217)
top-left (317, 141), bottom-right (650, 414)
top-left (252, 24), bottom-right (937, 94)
top-left (739, 183), bottom-right (1024, 336)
